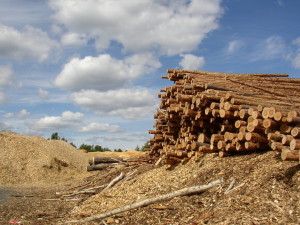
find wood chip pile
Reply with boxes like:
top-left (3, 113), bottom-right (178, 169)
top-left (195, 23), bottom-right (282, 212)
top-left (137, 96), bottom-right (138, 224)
top-left (148, 69), bottom-right (300, 164)
top-left (0, 131), bottom-right (89, 187)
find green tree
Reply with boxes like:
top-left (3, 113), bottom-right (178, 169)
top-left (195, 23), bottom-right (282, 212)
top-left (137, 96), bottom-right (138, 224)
top-left (79, 143), bottom-right (113, 152)
top-left (103, 147), bottom-right (111, 152)
top-left (94, 145), bottom-right (104, 152)
top-left (70, 142), bottom-right (77, 148)
top-left (141, 141), bottom-right (149, 152)
top-left (50, 132), bottom-right (60, 140)
top-left (79, 143), bottom-right (93, 152)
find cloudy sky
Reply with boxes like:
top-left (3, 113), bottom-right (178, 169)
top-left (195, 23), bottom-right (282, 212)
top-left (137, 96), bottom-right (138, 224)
top-left (1, 0), bottom-right (300, 150)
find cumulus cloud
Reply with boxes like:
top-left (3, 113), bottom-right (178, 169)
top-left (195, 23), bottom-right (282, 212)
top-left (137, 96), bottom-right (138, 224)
top-left (227, 40), bottom-right (243, 54)
top-left (30, 111), bottom-right (84, 131)
top-left (0, 121), bottom-right (13, 130)
top-left (51, 24), bottom-right (63, 35)
top-left (277, 0), bottom-right (284, 6)
top-left (79, 122), bottom-right (121, 133)
top-left (291, 54), bottom-right (300, 69)
top-left (0, 65), bottom-right (14, 103)
top-left (71, 88), bottom-right (156, 119)
top-left (38, 88), bottom-right (49, 100)
top-left (0, 24), bottom-right (58, 61)
top-left (49, 0), bottom-right (223, 55)
top-left (109, 106), bottom-right (156, 120)
top-left (293, 37), bottom-right (300, 46)
top-left (0, 65), bottom-right (14, 88)
top-left (61, 32), bottom-right (87, 46)
top-left (0, 93), bottom-right (5, 104)
top-left (4, 109), bottom-right (30, 118)
top-left (290, 37), bottom-right (300, 69)
top-left (179, 54), bottom-right (205, 70)
top-left (250, 36), bottom-right (287, 61)
top-left (3, 112), bottom-right (14, 118)
top-left (17, 109), bottom-right (30, 118)
top-left (54, 53), bottom-right (161, 91)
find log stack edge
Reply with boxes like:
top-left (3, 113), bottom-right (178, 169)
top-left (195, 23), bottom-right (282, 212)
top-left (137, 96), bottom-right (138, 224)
top-left (148, 69), bottom-right (300, 164)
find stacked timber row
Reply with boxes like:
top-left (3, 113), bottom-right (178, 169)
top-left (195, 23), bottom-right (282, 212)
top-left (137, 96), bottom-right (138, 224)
top-left (148, 69), bottom-right (300, 164)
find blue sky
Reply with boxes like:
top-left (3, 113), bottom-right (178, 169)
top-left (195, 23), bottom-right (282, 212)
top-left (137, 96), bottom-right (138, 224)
top-left (1, 0), bottom-right (300, 150)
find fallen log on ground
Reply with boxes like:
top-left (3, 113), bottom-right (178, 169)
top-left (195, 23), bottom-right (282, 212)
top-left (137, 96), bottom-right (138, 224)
top-left (66, 178), bottom-right (223, 224)
top-left (89, 157), bottom-right (149, 165)
top-left (87, 164), bottom-right (118, 172)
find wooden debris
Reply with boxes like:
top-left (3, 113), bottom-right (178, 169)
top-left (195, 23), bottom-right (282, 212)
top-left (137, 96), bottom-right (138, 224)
top-left (103, 172), bottom-right (125, 191)
top-left (66, 178), bottom-right (223, 224)
top-left (87, 157), bottom-right (149, 171)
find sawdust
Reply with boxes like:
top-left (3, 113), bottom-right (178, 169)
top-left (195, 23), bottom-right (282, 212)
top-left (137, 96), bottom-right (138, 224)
top-left (71, 151), bottom-right (300, 224)
top-left (0, 131), bottom-right (89, 188)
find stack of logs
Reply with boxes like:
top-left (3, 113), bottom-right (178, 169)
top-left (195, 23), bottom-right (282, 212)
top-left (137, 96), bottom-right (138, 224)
top-left (148, 69), bottom-right (300, 164)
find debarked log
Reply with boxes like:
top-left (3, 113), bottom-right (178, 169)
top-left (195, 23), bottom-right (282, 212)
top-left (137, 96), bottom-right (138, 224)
top-left (87, 164), bottom-right (118, 172)
top-left (281, 149), bottom-right (299, 161)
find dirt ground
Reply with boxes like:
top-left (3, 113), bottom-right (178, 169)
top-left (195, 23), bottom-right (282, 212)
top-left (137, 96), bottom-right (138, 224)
top-left (0, 164), bottom-right (153, 225)
top-left (1, 150), bottom-right (299, 225)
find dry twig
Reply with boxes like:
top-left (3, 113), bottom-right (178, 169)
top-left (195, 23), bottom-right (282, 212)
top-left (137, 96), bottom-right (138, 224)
top-left (102, 172), bottom-right (125, 191)
top-left (66, 178), bottom-right (223, 224)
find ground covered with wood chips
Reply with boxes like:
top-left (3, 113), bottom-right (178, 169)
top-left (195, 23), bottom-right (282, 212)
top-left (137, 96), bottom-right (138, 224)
top-left (0, 131), bottom-right (299, 224)
top-left (68, 151), bottom-right (300, 225)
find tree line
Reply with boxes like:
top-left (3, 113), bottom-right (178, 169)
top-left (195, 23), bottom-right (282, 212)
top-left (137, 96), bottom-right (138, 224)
top-left (49, 132), bottom-right (148, 152)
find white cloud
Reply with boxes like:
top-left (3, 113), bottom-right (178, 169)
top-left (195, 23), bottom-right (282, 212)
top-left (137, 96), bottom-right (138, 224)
top-left (3, 112), bottom-right (14, 118)
top-left (124, 53), bottom-right (162, 77)
top-left (227, 40), bottom-right (243, 54)
top-left (0, 64), bottom-right (14, 103)
top-left (109, 106), bottom-right (156, 120)
top-left (61, 32), bottom-right (87, 46)
top-left (54, 53), bottom-right (161, 91)
top-left (291, 53), bottom-right (300, 69)
top-left (293, 37), bottom-right (300, 46)
top-left (179, 54), bottom-right (205, 70)
top-left (17, 109), bottom-right (30, 118)
top-left (38, 88), bottom-right (49, 100)
top-left (71, 88), bottom-right (156, 119)
top-left (287, 37), bottom-right (300, 69)
top-left (0, 121), bottom-right (13, 130)
top-left (49, 0), bottom-right (223, 55)
top-left (0, 65), bottom-right (14, 88)
top-left (277, 0), bottom-right (284, 6)
top-left (0, 24), bottom-right (58, 62)
top-left (79, 122), bottom-right (121, 133)
top-left (250, 36), bottom-right (287, 61)
top-left (30, 111), bottom-right (84, 131)
top-left (0, 92), bottom-right (6, 104)
top-left (51, 24), bottom-right (63, 35)
top-left (2, 110), bottom-right (29, 118)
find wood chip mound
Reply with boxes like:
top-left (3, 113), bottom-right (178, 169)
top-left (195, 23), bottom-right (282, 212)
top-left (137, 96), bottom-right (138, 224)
top-left (70, 152), bottom-right (300, 224)
top-left (0, 131), bottom-right (89, 187)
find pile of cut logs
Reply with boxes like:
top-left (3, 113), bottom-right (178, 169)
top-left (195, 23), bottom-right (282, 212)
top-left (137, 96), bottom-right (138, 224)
top-left (148, 69), bottom-right (300, 164)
